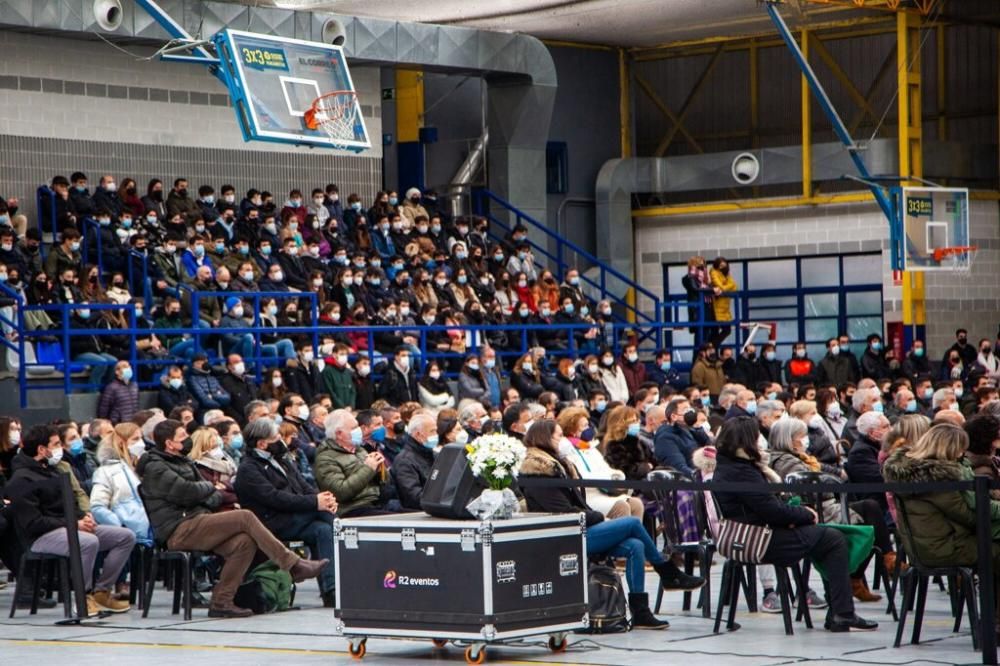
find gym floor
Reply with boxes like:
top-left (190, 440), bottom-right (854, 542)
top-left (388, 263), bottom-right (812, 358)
top-left (0, 564), bottom-right (981, 665)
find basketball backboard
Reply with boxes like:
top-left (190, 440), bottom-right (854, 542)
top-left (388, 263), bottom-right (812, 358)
top-left (899, 186), bottom-right (971, 271)
top-left (213, 29), bottom-right (371, 152)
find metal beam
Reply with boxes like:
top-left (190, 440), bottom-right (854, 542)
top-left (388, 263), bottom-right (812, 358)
top-left (802, 29), bottom-right (813, 199)
top-left (848, 44), bottom-right (897, 133)
top-left (619, 48), bottom-right (632, 158)
top-left (811, 34), bottom-right (879, 121)
top-left (653, 43), bottom-right (724, 156)
top-left (633, 74), bottom-right (703, 154)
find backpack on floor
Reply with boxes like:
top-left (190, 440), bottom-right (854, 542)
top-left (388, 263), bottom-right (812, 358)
top-left (234, 561), bottom-right (293, 614)
top-left (575, 563), bottom-right (631, 634)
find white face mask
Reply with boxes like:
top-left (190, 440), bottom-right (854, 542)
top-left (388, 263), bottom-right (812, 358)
top-left (298, 405), bottom-right (310, 421)
top-left (455, 429), bottom-right (469, 446)
top-left (207, 447), bottom-right (224, 460)
top-left (128, 440), bottom-right (146, 459)
top-left (48, 447), bottom-right (64, 466)
top-left (233, 362), bottom-right (246, 377)
top-left (272, 376), bottom-right (283, 387)
top-left (357, 365), bottom-right (371, 377)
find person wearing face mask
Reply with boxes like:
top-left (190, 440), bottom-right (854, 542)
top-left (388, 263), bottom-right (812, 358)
top-left (69, 302), bottom-right (119, 388)
top-left (377, 347), bottom-right (419, 406)
top-left (548, 358), bottom-right (580, 403)
top-left (601, 405), bottom-right (658, 482)
top-left (615, 343), bottom-right (646, 399)
top-left (157, 365), bottom-right (196, 415)
top-left (399, 187), bottom-right (429, 228)
top-left (187, 353), bottom-right (232, 422)
top-left (788, 399), bottom-right (843, 469)
top-left (506, 242), bottom-right (538, 283)
top-left (900, 340), bottom-right (932, 384)
top-left (974, 338), bottom-right (1000, 385)
top-left (141, 419), bottom-right (329, 617)
top-left (390, 412), bottom-right (438, 510)
top-left (575, 354), bottom-right (607, 400)
top-left (7, 424), bottom-right (136, 616)
top-left (648, 349), bottom-right (682, 390)
top-left (320, 344), bottom-right (357, 410)
top-left (97, 360), bottom-right (140, 425)
top-left (315, 408), bottom-right (393, 520)
top-left (817, 337), bottom-right (855, 387)
top-left (351, 357), bottom-right (375, 410)
top-left (57, 422), bottom-right (97, 494)
top-left (418, 361), bottom-right (455, 413)
top-left (165, 178), bottom-right (199, 223)
top-left (188, 427), bottom-right (239, 512)
top-left (652, 399), bottom-right (698, 478)
top-left (232, 416), bottom-right (338, 605)
top-left (860, 334), bottom-right (891, 380)
top-left (457, 353), bottom-right (489, 403)
top-left (690, 343), bottom-right (726, 401)
top-left (439, 415), bottom-right (471, 449)
top-left (597, 346), bottom-right (630, 404)
top-left (277, 397), bottom-right (319, 482)
top-left (756, 342), bottom-right (783, 386)
top-left (781, 341), bottom-right (816, 386)
top-left (282, 342), bottom-right (323, 406)
top-left (845, 411), bottom-right (892, 512)
top-left (92, 175), bottom-right (123, 222)
top-left (44, 228), bottom-right (83, 281)
top-left (509, 351), bottom-right (545, 400)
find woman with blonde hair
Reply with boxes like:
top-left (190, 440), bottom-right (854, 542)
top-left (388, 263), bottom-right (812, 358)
top-left (601, 405), bottom-right (657, 481)
top-left (90, 422), bottom-right (151, 598)
top-left (188, 427), bottom-right (239, 511)
top-left (557, 406), bottom-right (641, 519)
top-left (879, 413), bottom-right (932, 523)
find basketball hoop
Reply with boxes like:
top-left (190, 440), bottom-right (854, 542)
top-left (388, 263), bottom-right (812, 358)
top-left (304, 90), bottom-right (360, 150)
top-left (933, 245), bottom-right (977, 276)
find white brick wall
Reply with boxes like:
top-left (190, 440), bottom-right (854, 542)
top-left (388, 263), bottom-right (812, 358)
top-left (635, 197), bottom-right (1000, 356)
top-left (0, 30), bottom-right (382, 157)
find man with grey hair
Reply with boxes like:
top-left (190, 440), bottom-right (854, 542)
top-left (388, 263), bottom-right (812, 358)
top-left (458, 401), bottom-right (491, 438)
top-left (845, 387), bottom-right (883, 442)
top-left (391, 412), bottom-right (438, 510)
top-left (233, 417), bottom-right (339, 606)
top-left (931, 388), bottom-right (958, 414)
top-left (203, 409), bottom-right (225, 426)
top-left (756, 400), bottom-right (786, 434)
top-left (726, 389), bottom-right (758, 420)
top-left (845, 410), bottom-right (891, 511)
top-left (315, 409), bottom-right (390, 518)
top-left (244, 400), bottom-right (270, 423)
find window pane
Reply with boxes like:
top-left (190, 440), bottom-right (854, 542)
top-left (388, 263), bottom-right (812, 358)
top-left (848, 317), bottom-right (883, 341)
top-left (843, 254), bottom-right (883, 285)
top-left (801, 257), bottom-right (839, 288)
top-left (747, 259), bottom-right (795, 290)
top-left (846, 291), bottom-right (882, 315)
top-left (806, 318), bottom-right (838, 343)
top-left (804, 293), bottom-right (839, 317)
top-left (667, 265), bottom-right (689, 298)
top-left (774, 320), bottom-right (799, 345)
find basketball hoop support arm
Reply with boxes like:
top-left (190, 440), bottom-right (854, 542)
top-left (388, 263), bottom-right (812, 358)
top-left (764, 2), bottom-right (902, 268)
top-left (132, 0), bottom-right (224, 79)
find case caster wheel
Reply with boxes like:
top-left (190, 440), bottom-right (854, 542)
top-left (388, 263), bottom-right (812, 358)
top-left (431, 639), bottom-right (448, 648)
top-left (348, 639), bottom-right (366, 659)
top-left (464, 645), bottom-right (486, 664)
top-left (548, 635), bottom-right (568, 652)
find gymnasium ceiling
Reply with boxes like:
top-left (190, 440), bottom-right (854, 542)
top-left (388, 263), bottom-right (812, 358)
top-left (245, 0), bottom-right (994, 48)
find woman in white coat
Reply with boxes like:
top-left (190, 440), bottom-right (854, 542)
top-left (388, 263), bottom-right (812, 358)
top-left (89, 422), bottom-right (151, 598)
top-left (598, 347), bottom-right (630, 404)
top-left (555, 406), bottom-right (643, 519)
top-left (418, 361), bottom-right (455, 413)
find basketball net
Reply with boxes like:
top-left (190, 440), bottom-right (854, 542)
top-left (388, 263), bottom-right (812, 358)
top-left (304, 91), bottom-right (360, 150)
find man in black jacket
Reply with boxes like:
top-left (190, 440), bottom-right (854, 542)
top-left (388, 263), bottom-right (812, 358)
top-left (391, 412), bottom-right (437, 509)
top-left (5, 424), bottom-right (134, 615)
top-left (218, 354), bottom-right (257, 424)
top-left (377, 347), bottom-right (419, 405)
top-left (844, 411), bottom-right (891, 511)
top-left (138, 419), bottom-right (327, 617)
top-left (817, 338), bottom-right (856, 386)
top-left (233, 417), bottom-right (338, 606)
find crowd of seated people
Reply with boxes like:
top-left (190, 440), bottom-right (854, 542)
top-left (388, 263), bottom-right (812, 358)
top-left (3, 180), bottom-right (1000, 631)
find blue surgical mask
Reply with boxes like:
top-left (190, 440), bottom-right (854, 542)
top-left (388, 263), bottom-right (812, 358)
top-left (626, 423), bottom-right (641, 437)
top-left (350, 426), bottom-right (363, 446)
top-left (595, 399), bottom-right (607, 413)
top-left (660, 361), bottom-right (671, 372)
top-left (914, 348), bottom-right (925, 357)
top-left (765, 351), bottom-right (776, 361)
top-left (169, 377), bottom-right (183, 390)
top-left (701, 396), bottom-right (711, 407)
top-left (871, 341), bottom-right (882, 351)
top-left (230, 434), bottom-right (244, 450)
top-left (564, 303), bottom-right (574, 315)
top-left (745, 401), bottom-right (758, 416)
top-left (905, 399), bottom-right (918, 413)
top-left (872, 402), bottom-right (884, 413)
top-left (351, 202), bottom-right (362, 211)
top-left (767, 391), bottom-right (778, 401)
top-left (423, 434), bottom-right (439, 449)
top-left (389, 196), bottom-right (398, 206)
top-left (923, 387), bottom-right (934, 400)
top-left (121, 367), bottom-right (133, 382)
top-left (69, 438), bottom-right (84, 455)
top-left (371, 425), bottom-right (386, 443)
top-left (485, 359), bottom-right (496, 369)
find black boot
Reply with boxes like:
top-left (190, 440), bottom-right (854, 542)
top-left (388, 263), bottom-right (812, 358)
top-left (629, 592), bottom-right (670, 630)
top-left (321, 590), bottom-right (336, 608)
top-left (653, 560), bottom-right (706, 591)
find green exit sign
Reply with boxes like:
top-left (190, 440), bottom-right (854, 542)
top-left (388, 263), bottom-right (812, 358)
top-left (381, 88), bottom-right (394, 100)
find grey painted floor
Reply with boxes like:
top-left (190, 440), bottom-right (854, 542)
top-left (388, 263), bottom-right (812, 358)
top-left (0, 562), bottom-right (986, 666)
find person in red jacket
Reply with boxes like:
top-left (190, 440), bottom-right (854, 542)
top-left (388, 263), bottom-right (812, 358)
top-left (619, 342), bottom-right (647, 398)
top-left (784, 341), bottom-right (817, 387)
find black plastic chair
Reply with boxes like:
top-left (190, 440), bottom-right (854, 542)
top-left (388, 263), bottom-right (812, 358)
top-left (645, 469), bottom-right (714, 618)
top-left (892, 494), bottom-right (979, 650)
top-left (138, 486), bottom-right (198, 620)
top-left (708, 491), bottom-right (812, 635)
top-left (8, 552), bottom-right (72, 618)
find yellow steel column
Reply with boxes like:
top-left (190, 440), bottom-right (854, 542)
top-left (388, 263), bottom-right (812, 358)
top-left (619, 48), bottom-right (632, 158)
top-left (801, 30), bottom-right (813, 199)
top-left (898, 11), bottom-right (925, 342)
top-left (395, 69), bottom-right (424, 143)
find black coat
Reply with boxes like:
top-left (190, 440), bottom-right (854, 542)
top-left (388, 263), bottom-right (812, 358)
top-left (511, 369), bottom-right (545, 400)
top-left (844, 432), bottom-right (886, 510)
top-left (603, 435), bottom-right (657, 481)
top-left (233, 450), bottom-right (318, 535)
top-left (551, 374), bottom-right (578, 403)
top-left (377, 364), bottom-right (419, 406)
top-left (3, 456), bottom-right (81, 543)
top-left (157, 383), bottom-right (196, 415)
top-left (712, 452), bottom-right (824, 564)
top-left (391, 435), bottom-right (434, 510)
top-left (518, 448), bottom-right (604, 527)
top-left (218, 371), bottom-right (258, 424)
top-left (136, 448), bottom-right (221, 544)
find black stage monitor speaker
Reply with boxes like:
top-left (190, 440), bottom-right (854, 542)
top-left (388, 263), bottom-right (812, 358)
top-left (420, 444), bottom-right (484, 519)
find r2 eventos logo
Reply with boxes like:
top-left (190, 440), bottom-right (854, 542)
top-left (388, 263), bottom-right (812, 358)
top-left (382, 570), bottom-right (440, 588)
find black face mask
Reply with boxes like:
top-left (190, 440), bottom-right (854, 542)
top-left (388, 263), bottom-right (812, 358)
top-left (267, 440), bottom-right (288, 458)
top-left (179, 437), bottom-right (193, 456)
top-left (683, 410), bottom-right (698, 428)
top-left (393, 421), bottom-right (406, 436)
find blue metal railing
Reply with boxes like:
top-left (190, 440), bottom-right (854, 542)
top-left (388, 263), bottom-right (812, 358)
top-left (472, 189), bottom-right (663, 334)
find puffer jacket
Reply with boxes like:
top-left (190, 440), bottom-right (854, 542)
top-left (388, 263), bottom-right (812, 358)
top-left (232, 449), bottom-right (317, 535)
top-left (314, 439), bottom-right (384, 515)
top-left (136, 447), bottom-right (221, 544)
top-left (599, 365), bottom-right (629, 403)
top-left (90, 442), bottom-right (145, 528)
top-left (187, 366), bottom-right (231, 413)
top-left (97, 378), bottom-right (140, 424)
top-left (882, 447), bottom-right (996, 567)
top-left (519, 446), bottom-right (604, 527)
top-left (391, 434), bottom-right (435, 510)
top-left (4, 455), bottom-right (84, 542)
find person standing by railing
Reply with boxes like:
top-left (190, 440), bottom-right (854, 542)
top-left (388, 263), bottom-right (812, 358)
top-left (709, 257), bottom-right (737, 347)
top-left (682, 256), bottom-right (716, 347)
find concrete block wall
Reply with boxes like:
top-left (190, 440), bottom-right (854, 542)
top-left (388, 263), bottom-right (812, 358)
top-left (634, 197), bottom-right (1000, 357)
top-left (0, 30), bottom-right (383, 218)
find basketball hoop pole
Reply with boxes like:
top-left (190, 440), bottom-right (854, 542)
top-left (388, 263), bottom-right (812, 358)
top-left (133, 0), bottom-right (225, 81)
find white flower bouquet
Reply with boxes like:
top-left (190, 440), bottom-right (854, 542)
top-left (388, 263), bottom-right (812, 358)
top-left (465, 433), bottom-right (527, 491)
